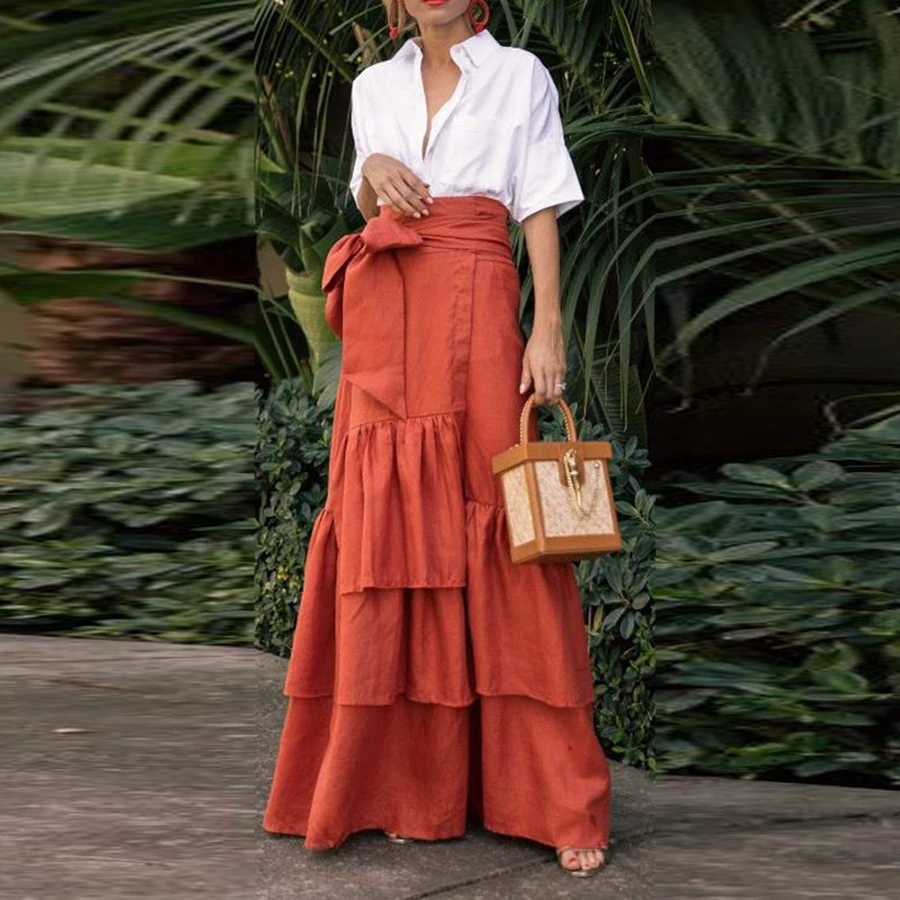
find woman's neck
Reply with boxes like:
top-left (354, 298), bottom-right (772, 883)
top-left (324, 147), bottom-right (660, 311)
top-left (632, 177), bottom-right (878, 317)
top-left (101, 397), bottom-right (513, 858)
top-left (414, 24), bottom-right (475, 69)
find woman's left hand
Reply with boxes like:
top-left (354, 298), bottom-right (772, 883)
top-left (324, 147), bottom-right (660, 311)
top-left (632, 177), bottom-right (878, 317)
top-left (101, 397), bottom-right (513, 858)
top-left (519, 318), bottom-right (567, 406)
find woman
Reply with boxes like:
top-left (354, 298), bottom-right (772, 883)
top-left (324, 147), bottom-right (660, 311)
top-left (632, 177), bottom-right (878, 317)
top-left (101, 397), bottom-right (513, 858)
top-left (263, 0), bottom-right (611, 878)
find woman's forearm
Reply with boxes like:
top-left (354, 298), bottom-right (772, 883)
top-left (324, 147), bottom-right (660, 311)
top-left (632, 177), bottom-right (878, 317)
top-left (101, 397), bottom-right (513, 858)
top-left (522, 207), bottom-right (563, 330)
top-left (518, 207), bottom-right (567, 404)
top-left (357, 172), bottom-right (380, 221)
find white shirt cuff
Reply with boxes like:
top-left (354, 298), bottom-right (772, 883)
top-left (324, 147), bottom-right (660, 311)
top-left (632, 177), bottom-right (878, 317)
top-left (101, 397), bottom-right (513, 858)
top-left (511, 189), bottom-right (584, 225)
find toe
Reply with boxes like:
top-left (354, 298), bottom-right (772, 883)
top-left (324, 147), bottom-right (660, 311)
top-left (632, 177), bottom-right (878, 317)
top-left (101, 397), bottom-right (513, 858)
top-left (559, 849), bottom-right (581, 870)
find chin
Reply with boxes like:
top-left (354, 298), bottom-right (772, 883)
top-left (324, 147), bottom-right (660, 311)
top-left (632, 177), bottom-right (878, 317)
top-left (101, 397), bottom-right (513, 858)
top-left (420, 13), bottom-right (461, 26)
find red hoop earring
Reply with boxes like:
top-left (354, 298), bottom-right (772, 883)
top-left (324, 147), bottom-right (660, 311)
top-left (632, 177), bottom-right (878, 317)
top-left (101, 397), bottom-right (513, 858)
top-left (387, 1), bottom-right (407, 40)
top-left (466, 0), bottom-right (490, 33)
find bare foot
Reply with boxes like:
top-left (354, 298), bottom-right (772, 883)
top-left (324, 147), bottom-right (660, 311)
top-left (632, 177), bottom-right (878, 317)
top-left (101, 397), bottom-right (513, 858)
top-left (383, 830), bottom-right (415, 843)
top-left (556, 846), bottom-right (607, 875)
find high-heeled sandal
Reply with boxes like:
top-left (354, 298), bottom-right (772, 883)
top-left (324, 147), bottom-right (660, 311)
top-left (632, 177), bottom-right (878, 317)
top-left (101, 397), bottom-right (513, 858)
top-left (383, 830), bottom-right (416, 844)
top-left (555, 845), bottom-right (608, 877)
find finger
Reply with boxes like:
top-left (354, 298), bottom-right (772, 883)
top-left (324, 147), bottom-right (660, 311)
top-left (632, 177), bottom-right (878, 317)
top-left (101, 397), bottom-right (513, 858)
top-left (552, 369), bottom-right (566, 398)
top-left (383, 182), bottom-right (420, 218)
top-left (398, 165), bottom-right (432, 199)
top-left (398, 170), bottom-right (432, 212)
top-left (519, 358), bottom-right (532, 395)
top-left (396, 185), bottom-right (425, 218)
top-left (371, 180), bottom-right (397, 214)
top-left (542, 369), bottom-right (557, 405)
top-left (532, 367), bottom-right (548, 405)
top-left (383, 182), bottom-right (421, 218)
top-left (379, 197), bottom-right (400, 216)
top-left (398, 180), bottom-right (429, 216)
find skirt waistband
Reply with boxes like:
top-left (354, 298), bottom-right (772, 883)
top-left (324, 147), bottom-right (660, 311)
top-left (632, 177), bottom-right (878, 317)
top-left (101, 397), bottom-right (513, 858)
top-left (378, 195), bottom-right (512, 262)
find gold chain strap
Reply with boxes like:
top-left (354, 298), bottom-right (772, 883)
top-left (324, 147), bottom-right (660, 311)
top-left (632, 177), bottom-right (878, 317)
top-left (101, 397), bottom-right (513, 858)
top-left (562, 448), bottom-right (604, 519)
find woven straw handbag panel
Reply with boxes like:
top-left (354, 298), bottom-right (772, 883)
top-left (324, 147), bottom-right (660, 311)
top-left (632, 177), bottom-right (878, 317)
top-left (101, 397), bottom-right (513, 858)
top-left (534, 459), bottom-right (615, 537)
top-left (500, 465), bottom-right (535, 547)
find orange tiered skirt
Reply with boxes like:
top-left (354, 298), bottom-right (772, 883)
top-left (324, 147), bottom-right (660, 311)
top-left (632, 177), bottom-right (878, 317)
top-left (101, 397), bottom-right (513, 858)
top-left (262, 196), bottom-right (611, 850)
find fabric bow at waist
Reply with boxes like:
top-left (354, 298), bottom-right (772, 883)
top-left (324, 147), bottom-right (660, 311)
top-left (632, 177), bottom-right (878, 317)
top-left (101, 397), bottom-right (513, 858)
top-left (321, 198), bottom-right (511, 420)
top-left (321, 214), bottom-right (423, 419)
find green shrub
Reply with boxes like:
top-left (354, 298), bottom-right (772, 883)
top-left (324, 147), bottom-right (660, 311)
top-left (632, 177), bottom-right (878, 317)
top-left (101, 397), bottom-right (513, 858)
top-left (254, 378), bottom-right (331, 654)
top-left (0, 382), bottom-right (256, 643)
top-left (652, 412), bottom-right (900, 786)
top-left (538, 408), bottom-right (657, 771)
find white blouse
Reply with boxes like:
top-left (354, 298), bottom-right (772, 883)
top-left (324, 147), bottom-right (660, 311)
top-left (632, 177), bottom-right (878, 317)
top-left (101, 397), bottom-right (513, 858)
top-left (348, 28), bottom-right (584, 226)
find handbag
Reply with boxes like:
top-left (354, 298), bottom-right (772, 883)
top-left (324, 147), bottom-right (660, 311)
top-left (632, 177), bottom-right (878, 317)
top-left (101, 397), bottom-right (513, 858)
top-left (491, 395), bottom-right (622, 564)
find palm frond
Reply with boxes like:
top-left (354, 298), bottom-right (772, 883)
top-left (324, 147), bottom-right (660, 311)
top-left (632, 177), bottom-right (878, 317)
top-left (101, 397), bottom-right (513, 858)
top-left (0, 1), bottom-right (256, 236)
top-left (564, 0), bottom-right (900, 412)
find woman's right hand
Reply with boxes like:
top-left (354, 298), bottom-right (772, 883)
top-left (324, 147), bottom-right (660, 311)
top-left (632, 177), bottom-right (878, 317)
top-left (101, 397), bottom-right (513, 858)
top-left (361, 153), bottom-right (433, 219)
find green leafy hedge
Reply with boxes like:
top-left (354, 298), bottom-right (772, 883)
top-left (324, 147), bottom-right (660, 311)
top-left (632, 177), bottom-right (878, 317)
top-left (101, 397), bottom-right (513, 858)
top-left (254, 378), bottom-right (331, 655)
top-left (12, 378), bottom-right (892, 785)
top-left (549, 411), bottom-right (657, 772)
top-left (0, 382), bottom-right (256, 643)
top-left (9, 377), bottom-right (892, 785)
top-left (652, 411), bottom-right (900, 786)
top-left (254, 380), bottom-right (657, 770)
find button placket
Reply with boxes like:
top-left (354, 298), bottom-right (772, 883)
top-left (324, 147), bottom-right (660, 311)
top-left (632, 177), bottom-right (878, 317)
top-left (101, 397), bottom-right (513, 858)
top-left (427, 76), bottom-right (466, 160)
top-left (413, 54), bottom-right (428, 165)
top-left (415, 49), bottom-right (470, 169)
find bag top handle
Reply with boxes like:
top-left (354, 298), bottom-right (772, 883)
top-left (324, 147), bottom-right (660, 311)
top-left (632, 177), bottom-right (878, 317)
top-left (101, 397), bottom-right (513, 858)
top-left (518, 395), bottom-right (578, 446)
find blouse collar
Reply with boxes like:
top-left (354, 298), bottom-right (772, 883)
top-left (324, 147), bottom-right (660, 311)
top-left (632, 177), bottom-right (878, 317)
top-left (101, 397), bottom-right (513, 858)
top-left (396, 28), bottom-right (500, 72)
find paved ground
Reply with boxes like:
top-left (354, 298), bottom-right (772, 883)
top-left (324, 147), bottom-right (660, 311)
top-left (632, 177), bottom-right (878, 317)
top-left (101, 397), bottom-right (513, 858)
top-left (1, 635), bottom-right (258, 900)
top-left (2, 635), bottom-right (898, 899)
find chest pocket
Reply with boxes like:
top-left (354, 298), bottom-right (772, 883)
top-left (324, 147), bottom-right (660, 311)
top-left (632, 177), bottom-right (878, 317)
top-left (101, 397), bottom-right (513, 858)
top-left (442, 113), bottom-right (515, 192)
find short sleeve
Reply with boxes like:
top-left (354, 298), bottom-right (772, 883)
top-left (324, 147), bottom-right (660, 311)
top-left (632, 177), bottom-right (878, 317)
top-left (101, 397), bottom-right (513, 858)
top-left (348, 74), bottom-right (371, 212)
top-left (509, 58), bottom-right (584, 226)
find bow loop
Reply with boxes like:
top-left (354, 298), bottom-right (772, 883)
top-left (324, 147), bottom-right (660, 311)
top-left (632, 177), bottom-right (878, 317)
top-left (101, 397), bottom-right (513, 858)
top-left (321, 217), bottom-right (424, 341)
top-left (321, 232), bottom-right (363, 297)
top-left (361, 215), bottom-right (424, 254)
top-left (320, 232), bottom-right (363, 339)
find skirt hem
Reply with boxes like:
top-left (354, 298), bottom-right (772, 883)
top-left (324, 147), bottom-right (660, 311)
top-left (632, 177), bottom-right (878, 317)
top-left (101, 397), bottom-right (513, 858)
top-left (481, 817), bottom-right (610, 853)
top-left (261, 820), bottom-right (469, 851)
top-left (260, 817), bottom-right (609, 853)
top-left (281, 687), bottom-right (597, 711)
